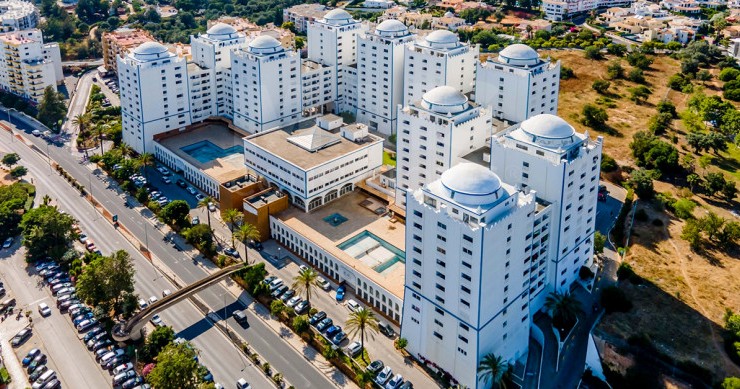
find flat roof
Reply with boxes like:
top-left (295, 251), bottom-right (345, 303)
top-left (246, 122), bottom-right (382, 171)
top-left (157, 123), bottom-right (247, 184)
top-left (276, 191), bottom-right (405, 298)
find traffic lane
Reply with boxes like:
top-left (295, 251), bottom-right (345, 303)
top-left (1, 250), bottom-right (110, 389)
top-left (10, 122), bottom-right (339, 388)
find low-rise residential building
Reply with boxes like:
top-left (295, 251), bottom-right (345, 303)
top-left (632, 0), bottom-right (668, 17)
top-left (659, 0), bottom-right (701, 14)
top-left (283, 3), bottom-right (329, 33)
top-left (156, 5), bottom-right (178, 18)
top-left (0, 0), bottom-right (38, 31)
top-left (102, 28), bottom-right (155, 76)
top-left (0, 29), bottom-right (62, 103)
top-left (364, 0), bottom-right (395, 8)
top-left (543, 0), bottom-right (632, 21)
top-left (643, 26), bottom-right (695, 43)
top-left (431, 12), bottom-right (467, 31)
top-left (729, 37), bottom-right (740, 59)
top-left (243, 115), bottom-right (384, 212)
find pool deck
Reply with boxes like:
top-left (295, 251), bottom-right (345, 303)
top-left (157, 123), bottom-right (247, 184)
top-left (275, 191), bottom-right (406, 298)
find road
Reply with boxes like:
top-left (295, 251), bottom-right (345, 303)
top-left (0, 133), bottom-right (274, 388)
top-left (62, 59), bottom-right (103, 68)
top-left (2, 109), bottom-right (341, 388)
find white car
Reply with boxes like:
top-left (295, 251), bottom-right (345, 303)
top-left (346, 299), bottom-right (361, 313)
top-left (138, 299), bottom-right (148, 309)
top-left (162, 289), bottom-right (172, 297)
top-left (2, 237), bottom-right (13, 248)
top-left (236, 378), bottom-right (251, 389)
top-left (317, 276), bottom-right (331, 291)
top-left (298, 265), bottom-right (309, 273)
top-left (112, 362), bottom-right (134, 376)
top-left (148, 296), bottom-right (158, 305)
top-left (346, 341), bottom-right (362, 358)
top-left (286, 296), bottom-right (302, 308)
top-left (208, 202), bottom-right (216, 212)
top-left (150, 314), bottom-right (164, 327)
top-left (375, 366), bottom-right (393, 386)
top-left (37, 303), bottom-right (51, 317)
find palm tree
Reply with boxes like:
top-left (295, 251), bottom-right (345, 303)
top-left (71, 113), bottom-right (91, 156)
top-left (477, 353), bottom-right (511, 389)
top-left (345, 307), bottom-right (379, 361)
top-left (118, 142), bottom-right (133, 158)
top-left (292, 267), bottom-right (319, 306)
top-left (234, 222), bottom-right (260, 264)
top-left (222, 208), bottom-right (242, 247)
top-left (197, 196), bottom-right (214, 230)
top-left (136, 152), bottom-right (155, 181)
top-left (544, 291), bottom-right (583, 331)
top-left (41, 194), bottom-right (51, 206)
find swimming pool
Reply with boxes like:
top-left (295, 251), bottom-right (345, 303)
top-left (181, 140), bottom-right (244, 164)
top-left (337, 230), bottom-right (405, 274)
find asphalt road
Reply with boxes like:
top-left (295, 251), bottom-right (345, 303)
top-left (2, 110), bottom-right (340, 388)
top-left (0, 132), bottom-right (273, 388)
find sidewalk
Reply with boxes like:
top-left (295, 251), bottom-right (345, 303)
top-left (0, 317), bottom-right (32, 389)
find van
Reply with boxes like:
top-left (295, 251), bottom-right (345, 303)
top-left (232, 310), bottom-right (248, 325)
top-left (32, 370), bottom-right (56, 389)
top-left (378, 321), bottom-right (395, 338)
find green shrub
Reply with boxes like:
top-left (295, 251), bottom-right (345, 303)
top-left (601, 154), bottom-right (618, 172)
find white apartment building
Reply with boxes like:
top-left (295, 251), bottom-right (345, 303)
top-left (476, 43), bottom-right (560, 124)
top-left (401, 163), bottom-right (536, 389)
top-left (301, 59), bottom-right (336, 115)
top-left (356, 19), bottom-right (415, 135)
top-left (543, 0), bottom-right (632, 21)
top-left (0, 0), bottom-right (38, 31)
top-left (231, 35), bottom-right (301, 133)
top-left (0, 29), bottom-right (62, 103)
top-left (243, 115), bottom-right (384, 211)
top-left (119, 41), bottom-right (191, 154)
top-left (490, 114), bottom-right (603, 310)
top-left (307, 9), bottom-right (366, 113)
top-left (283, 3), bottom-right (329, 34)
top-left (395, 86), bottom-right (492, 210)
top-left (190, 23), bottom-right (247, 118)
top-left (402, 30), bottom-right (478, 107)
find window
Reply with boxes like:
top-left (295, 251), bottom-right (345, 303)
top-left (458, 335), bottom-right (468, 343)
top-left (461, 273), bottom-right (471, 282)
top-left (437, 222), bottom-right (446, 230)
top-left (435, 307), bottom-right (445, 316)
top-left (433, 332), bottom-right (443, 340)
top-left (463, 235), bottom-right (473, 243)
top-left (436, 271), bottom-right (446, 280)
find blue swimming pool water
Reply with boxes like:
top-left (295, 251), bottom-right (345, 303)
top-left (337, 230), bottom-right (405, 273)
top-left (181, 140), bottom-right (243, 164)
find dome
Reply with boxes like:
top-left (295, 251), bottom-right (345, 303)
top-left (248, 35), bottom-right (283, 54)
top-left (133, 41), bottom-right (168, 56)
top-left (376, 19), bottom-right (407, 34)
top-left (207, 23), bottom-right (237, 39)
top-left (324, 8), bottom-right (352, 23)
top-left (497, 43), bottom-right (540, 66)
top-left (443, 11), bottom-right (454, 17)
top-left (426, 29), bottom-right (459, 44)
top-left (438, 163), bottom-right (506, 207)
top-left (421, 86), bottom-right (468, 114)
top-left (520, 114), bottom-right (575, 139)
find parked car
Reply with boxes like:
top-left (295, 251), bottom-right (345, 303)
top-left (345, 341), bottom-right (362, 358)
top-left (112, 362), bottom-right (134, 376)
top-left (366, 359), bottom-right (384, 374)
top-left (3, 237), bottom-right (14, 248)
top-left (224, 247), bottom-right (239, 258)
top-left (325, 325), bottom-right (342, 339)
top-left (346, 299), bottom-right (360, 313)
top-left (150, 314), bottom-right (164, 327)
top-left (385, 374), bottom-right (404, 389)
top-left (309, 311), bottom-right (326, 326)
top-left (176, 179), bottom-right (187, 188)
top-left (29, 365), bottom-right (48, 382)
top-left (236, 378), bottom-right (251, 389)
top-left (148, 296), bottom-right (158, 305)
top-left (162, 289), bottom-right (172, 297)
top-left (191, 216), bottom-right (200, 225)
top-left (268, 278), bottom-right (283, 291)
top-left (378, 321), bottom-right (395, 338)
top-left (162, 177), bottom-right (172, 184)
top-left (186, 187), bottom-right (197, 195)
top-left (195, 193), bottom-right (205, 201)
top-left (317, 277), bottom-right (331, 291)
top-left (331, 331), bottom-right (346, 345)
top-left (27, 354), bottom-right (48, 373)
top-left (271, 285), bottom-right (288, 299)
top-left (286, 295), bottom-right (302, 308)
top-left (83, 327), bottom-right (104, 342)
top-left (399, 382), bottom-right (413, 389)
top-left (298, 265), bottom-right (308, 273)
top-left (121, 376), bottom-right (144, 389)
top-left (335, 285), bottom-right (346, 301)
top-left (77, 318), bottom-right (98, 332)
top-left (208, 202), bottom-right (216, 212)
top-left (294, 300), bottom-right (310, 314)
top-left (87, 331), bottom-right (108, 348)
top-left (11, 327), bottom-right (32, 346)
top-left (22, 349), bottom-right (42, 366)
top-left (0, 287), bottom-right (3, 297)
top-left (138, 299), bottom-right (148, 310)
top-left (317, 317), bottom-right (333, 332)
top-left (375, 367), bottom-right (393, 386)
top-left (73, 312), bottom-right (94, 326)
top-left (104, 354), bottom-right (130, 370)
top-left (262, 276), bottom-right (276, 285)
top-left (279, 289), bottom-right (295, 302)
top-left (91, 339), bottom-right (113, 352)
top-left (100, 349), bottom-right (125, 366)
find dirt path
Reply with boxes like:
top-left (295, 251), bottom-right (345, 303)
top-left (663, 225), bottom-right (740, 376)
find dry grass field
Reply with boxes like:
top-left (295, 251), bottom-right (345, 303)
top-left (540, 49), bottom-right (740, 382)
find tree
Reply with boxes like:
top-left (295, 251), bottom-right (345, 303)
top-left (696, 70), bottom-right (712, 82)
top-left (593, 231), bottom-right (606, 254)
top-left (666, 41), bottom-right (682, 51)
top-left (601, 154), bottom-right (618, 172)
top-left (606, 43), bottom-right (627, 57)
top-left (626, 52), bottom-right (653, 69)
top-left (270, 299), bottom-right (286, 317)
top-left (234, 222), bottom-right (259, 263)
top-left (1, 153), bottom-right (20, 167)
top-left (717, 221), bottom-right (740, 249)
top-left (628, 85), bottom-right (652, 105)
top-left (581, 104), bottom-right (608, 129)
top-left (76, 250), bottom-right (135, 313)
top-left (146, 342), bottom-right (203, 389)
top-left (477, 353), bottom-right (512, 389)
top-left (141, 326), bottom-right (175, 362)
top-left (394, 337), bottom-right (407, 350)
top-left (20, 205), bottom-right (75, 260)
top-left (628, 169), bottom-right (656, 199)
top-left (703, 172), bottom-right (729, 197)
top-left (281, 21), bottom-right (296, 32)
top-left (545, 291), bottom-right (583, 330)
top-left (221, 208), bottom-right (242, 247)
top-left (687, 173), bottom-right (701, 192)
top-left (345, 307), bottom-right (379, 360)
top-left (720, 109), bottom-right (740, 138)
top-left (71, 113), bottom-right (91, 139)
top-left (700, 211), bottom-right (725, 241)
top-left (657, 100), bottom-right (677, 118)
top-left (628, 68), bottom-right (645, 84)
top-left (295, 36), bottom-right (305, 50)
top-left (673, 198), bottom-right (696, 219)
top-left (668, 73), bottom-right (691, 91)
top-left (136, 152), bottom-right (155, 180)
top-left (183, 224), bottom-right (214, 255)
top-left (592, 80), bottom-right (610, 94)
top-left (648, 112), bottom-right (673, 135)
top-left (560, 66), bottom-right (574, 80)
top-left (118, 143), bottom-right (134, 157)
top-left (681, 219), bottom-right (703, 250)
top-left (37, 86), bottom-right (66, 130)
top-left (629, 132), bottom-right (678, 174)
top-left (197, 196), bottom-right (214, 230)
top-left (719, 68), bottom-right (740, 82)
top-left (722, 377), bottom-right (740, 389)
top-left (292, 267), bottom-right (319, 305)
top-left (584, 46), bottom-right (602, 60)
top-left (160, 200), bottom-right (191, 229)
top-left (606, 61), bottom-right (624, 80)
top-left (9, 166), bottom-right (27, 179)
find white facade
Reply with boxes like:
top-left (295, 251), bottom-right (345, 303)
top-left (476, 44), bottom-right (560, 124)
top-left (301, 59), bottom-right (336, 114)
top-left (0, 30), bottom-right (61, 103)
top-left (119, 41), bottom-right (191, 154)
top-left (395, 86), bottom-right (492, 209)
top-left (543, 0), bottom-right (632, 20)
top-left (243, 117), bottom-right (384, 211)
top-left (190, 23), bottom-right (248, 118)
top-left (307, 9), bottom-right (366, 113)
top-left (0, 0), bottom-right (38, 31)
top-left (232, 35), bottom-right (302, 133)
top-left (283, 3), bottom-right (329, 34)
top-left (402, 30), bottom-right (478, 107)
top-left (401, 163), bottom-right (536, 389)
top-left (356, 19), bottom-right (415, 135)
top-left (490, 114), bottom-right (603, 310)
